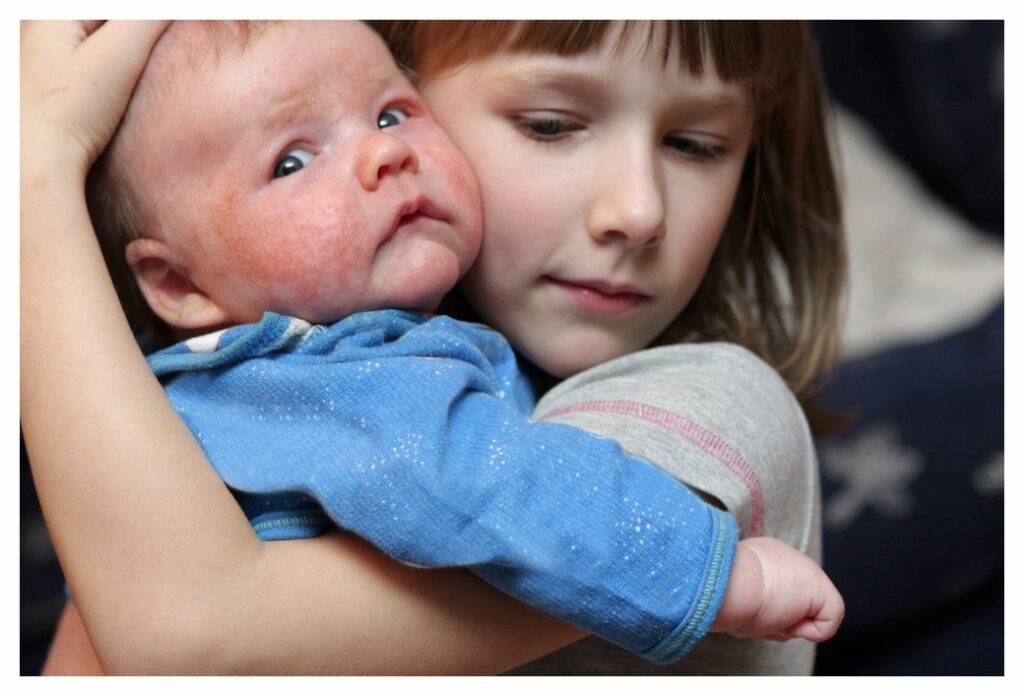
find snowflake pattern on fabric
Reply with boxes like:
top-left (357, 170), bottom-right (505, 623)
top-left (820, 424), bottom-right (924, 528)
top-left (972, 452), bottom-right (1003, 494)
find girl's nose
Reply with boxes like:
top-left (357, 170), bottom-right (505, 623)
top-left (586, 144), bottom-right (665, 250)
top-left (356, 132), bottom-right (419, 191)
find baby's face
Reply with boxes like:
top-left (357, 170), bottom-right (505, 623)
top-left (130, 21), bottom-right (482, 325)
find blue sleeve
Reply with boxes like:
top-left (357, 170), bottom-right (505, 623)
top-left (157, 319), bottom-right (736, 663)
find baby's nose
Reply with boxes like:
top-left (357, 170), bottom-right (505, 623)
top-left (356, 132), bottom-right (419, 191)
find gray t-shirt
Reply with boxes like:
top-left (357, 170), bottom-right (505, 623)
top-left (507, 343), bottom-right (822, 675)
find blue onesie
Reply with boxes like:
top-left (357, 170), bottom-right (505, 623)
top-left (147, 309), bottom-right (737, 664)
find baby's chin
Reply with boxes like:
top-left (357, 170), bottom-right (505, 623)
top-left (382, 283), bottom-right (452, 314)
top-left (375, 252), bottom-right (465, 314)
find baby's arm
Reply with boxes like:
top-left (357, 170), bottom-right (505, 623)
top-left (149, 318), bottom-right (739, 664)
top-left (532, 343), bottom-right (843, 672)
top-left (22, 20), bottom-right (583, 675)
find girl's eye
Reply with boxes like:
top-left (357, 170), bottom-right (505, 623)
top-left (272, 148), bottom-right (314, 179)
top-left (378, 106), bottom-right (408, 129)
top-left (511, 115), bottom-right (584, 142)
top-left (663, 135), bottom-right (725, 162)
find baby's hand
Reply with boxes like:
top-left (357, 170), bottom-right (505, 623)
top-left (711, 537), bottom-right (844, 642)
top-left (21, 20), bottom-right (169, 177)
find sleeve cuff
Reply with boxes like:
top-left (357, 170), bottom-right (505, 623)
top-left (639, 505), bottom-right (739, 664)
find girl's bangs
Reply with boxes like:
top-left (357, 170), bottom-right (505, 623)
top-left (377, 20), bottom-right (807, 113)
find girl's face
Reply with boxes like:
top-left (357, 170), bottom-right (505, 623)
top-left (419, 25), bottom-right (754, 377)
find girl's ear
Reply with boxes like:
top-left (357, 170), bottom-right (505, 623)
top-left (125, 238), bottom-right (232, 331)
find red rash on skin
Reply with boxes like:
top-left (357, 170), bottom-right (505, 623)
top-left (417, 143), bottom-right (479, 210)
top-left (117, 21), bottom-right (482, 329)
top-left (196, 180), bottom-right (365, 323)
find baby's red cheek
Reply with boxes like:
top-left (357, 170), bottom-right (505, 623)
top-left (421, 142), bottom-right (479, 205)
top-left (206, 189), bottom-right (267, 280)
top-left (242, 198), bottom-right (367, 306)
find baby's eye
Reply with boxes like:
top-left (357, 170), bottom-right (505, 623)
top-left (272, 148), bottom-right (314, 179)
top-left (663, 135), bottom-right (725, 162)
top-left (511, 115), bottom-right (584, 141)
top-left (378, 106), bottom-right (408, 129)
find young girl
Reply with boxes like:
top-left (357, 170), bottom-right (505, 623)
top-left (379, 21), bottom-right (846, 675)
top-left (23, 19), bottom-right (844, 675)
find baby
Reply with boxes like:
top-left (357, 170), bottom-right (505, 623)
top-left (83, 20), bottom-right (840, 663)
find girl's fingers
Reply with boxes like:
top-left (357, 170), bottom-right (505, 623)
top-left (74, 20), bottom-right (172, 122)
top-left (21, 20), bottom-right (170, 90)
top-left (75, 20), bottom-right (171, 85)
top-left (78, 20), bottom-right (171, 59)
top-left (21, 20), bottom-right (172, 171)
top-left (21, 20), bottom-right (102, 66)
top-left (79, 20), bottom-right (106, 36)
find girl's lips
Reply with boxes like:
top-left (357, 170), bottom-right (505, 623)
top-left (544, 276), bottom-right (651, 314)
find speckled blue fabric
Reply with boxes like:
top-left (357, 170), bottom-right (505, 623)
top-left (147, 310), bottom-right (737, 663)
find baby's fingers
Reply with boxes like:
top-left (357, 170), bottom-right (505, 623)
top-left (790, 564), bottom-right (845, 643)
top-left (786, 603), bottom-right (844, 643)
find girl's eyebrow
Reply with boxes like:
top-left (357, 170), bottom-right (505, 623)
top-left (489, 66), bottom-right (748, 115)
top-left (489, 67), bottom-right (608, 105)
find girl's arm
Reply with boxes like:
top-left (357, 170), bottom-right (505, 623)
top-left (42, 602), bottom-right (103, 676)
top-left (22, 20), bottom-right (583, 675)
top-left (40, 538), bottom-right (584, 676)
top-left (45, 535), bottom-right (583, 675)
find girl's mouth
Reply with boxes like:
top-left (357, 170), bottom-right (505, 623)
top-left (543, 276), bottom-right (651, 314)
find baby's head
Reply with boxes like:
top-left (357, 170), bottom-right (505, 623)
top-left (89, 20), bottom-right (482, 344)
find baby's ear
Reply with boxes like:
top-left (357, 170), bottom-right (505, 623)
top-left (125, 238), bottom-right (231, 331)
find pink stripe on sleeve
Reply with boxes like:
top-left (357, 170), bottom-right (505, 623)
top-left (539, 399), bottom-right (765, 536)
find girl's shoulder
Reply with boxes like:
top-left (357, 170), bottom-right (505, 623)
top-left (535, 342), bottom-right (819, 553)
top-left (542, 342), bottom-right (796, 411)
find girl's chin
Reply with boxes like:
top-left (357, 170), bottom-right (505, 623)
top-left (524, 336), bottom-right (635, 379)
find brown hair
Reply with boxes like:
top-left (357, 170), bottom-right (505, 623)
top-left (371, 20), bottom-right (846, 426)
top-left (87, 20), bottom-right (273, 346)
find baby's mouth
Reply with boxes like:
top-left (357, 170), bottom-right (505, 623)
top-left (382, 197), bottom-right (448, 245)
top-left (396, 211), bottom-right (425, 228)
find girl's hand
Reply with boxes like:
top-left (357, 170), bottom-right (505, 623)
top-left (20, 20), bottom-right (170, 178)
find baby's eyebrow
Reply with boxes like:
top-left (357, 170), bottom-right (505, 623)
top-left (258, 84), bottom-right (322, 132)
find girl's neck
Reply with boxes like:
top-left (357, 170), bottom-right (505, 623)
top-left (438, 288), bottom-right (559, 397)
